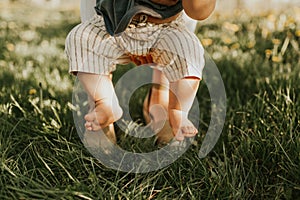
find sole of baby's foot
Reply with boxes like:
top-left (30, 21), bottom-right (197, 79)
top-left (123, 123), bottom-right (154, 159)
top-left (84, 100), bottom-right (123, 131)
top-left (169, 109), bottom-right (198, 141)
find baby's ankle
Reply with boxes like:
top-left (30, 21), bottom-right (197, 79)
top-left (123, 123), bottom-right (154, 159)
top-left (168, 108), bottom-right (188, 118)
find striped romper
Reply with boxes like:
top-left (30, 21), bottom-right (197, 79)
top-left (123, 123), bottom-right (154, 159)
top-left (65, 1), bottom-right (205, 82)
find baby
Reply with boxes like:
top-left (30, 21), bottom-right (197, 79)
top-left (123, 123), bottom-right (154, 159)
top-left (65, 0), bottom-right (216, 142)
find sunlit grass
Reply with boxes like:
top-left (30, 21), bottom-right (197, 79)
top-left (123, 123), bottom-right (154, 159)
top-left (0, 3), bottom-right (299, 199)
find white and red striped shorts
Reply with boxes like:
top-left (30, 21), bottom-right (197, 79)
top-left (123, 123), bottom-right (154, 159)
top-left (65, 13), bottom-right (205, 82)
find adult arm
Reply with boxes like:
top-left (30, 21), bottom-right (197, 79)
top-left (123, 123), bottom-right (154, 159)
top-left (80, 0), bottom-right (97, 22)
top-left (182, 0), bottom-right (216, 20)
top-left (182, 10), bottom-right (197, 32)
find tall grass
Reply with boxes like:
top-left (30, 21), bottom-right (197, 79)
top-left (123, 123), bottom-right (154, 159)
top-left (0, 3), bottom-right (299, 199)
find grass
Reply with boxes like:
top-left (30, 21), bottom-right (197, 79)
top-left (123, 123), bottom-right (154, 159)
top-left (0, 3), bottom-right (300, 200)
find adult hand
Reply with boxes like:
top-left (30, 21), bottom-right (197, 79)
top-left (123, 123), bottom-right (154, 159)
top-left (130, 54), bottom-right (154, 65)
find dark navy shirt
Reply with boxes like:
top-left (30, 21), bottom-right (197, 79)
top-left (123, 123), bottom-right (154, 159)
top-left (95, 0), bottom-right (183, 35)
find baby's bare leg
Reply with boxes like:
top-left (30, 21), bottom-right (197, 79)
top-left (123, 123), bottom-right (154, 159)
top-left (78, 73), bottom-right (123, 131)
top-left (169, 78), bottom-right (200, 141)
top-left (148, 69), bottom-right (169, 122)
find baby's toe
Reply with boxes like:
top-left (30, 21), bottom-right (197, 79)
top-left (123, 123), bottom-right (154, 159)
top-left (190, 127), bottom-right (198, 136)
top-left (84, 112), bottom-right (95, 122)
top-left (182, 126), bottom-right (198, 137)
top-left (189, 126), bottom-right (198, 135)
top-left (85, 123), bottom-right (93, 131)
top-left (91, 122), bottom-right (101, 131)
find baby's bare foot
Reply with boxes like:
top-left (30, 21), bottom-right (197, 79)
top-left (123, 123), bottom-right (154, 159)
top-left (84, 100), bottom-right (123, 131)
top-left (169, 109), bottom-right (198, 141)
